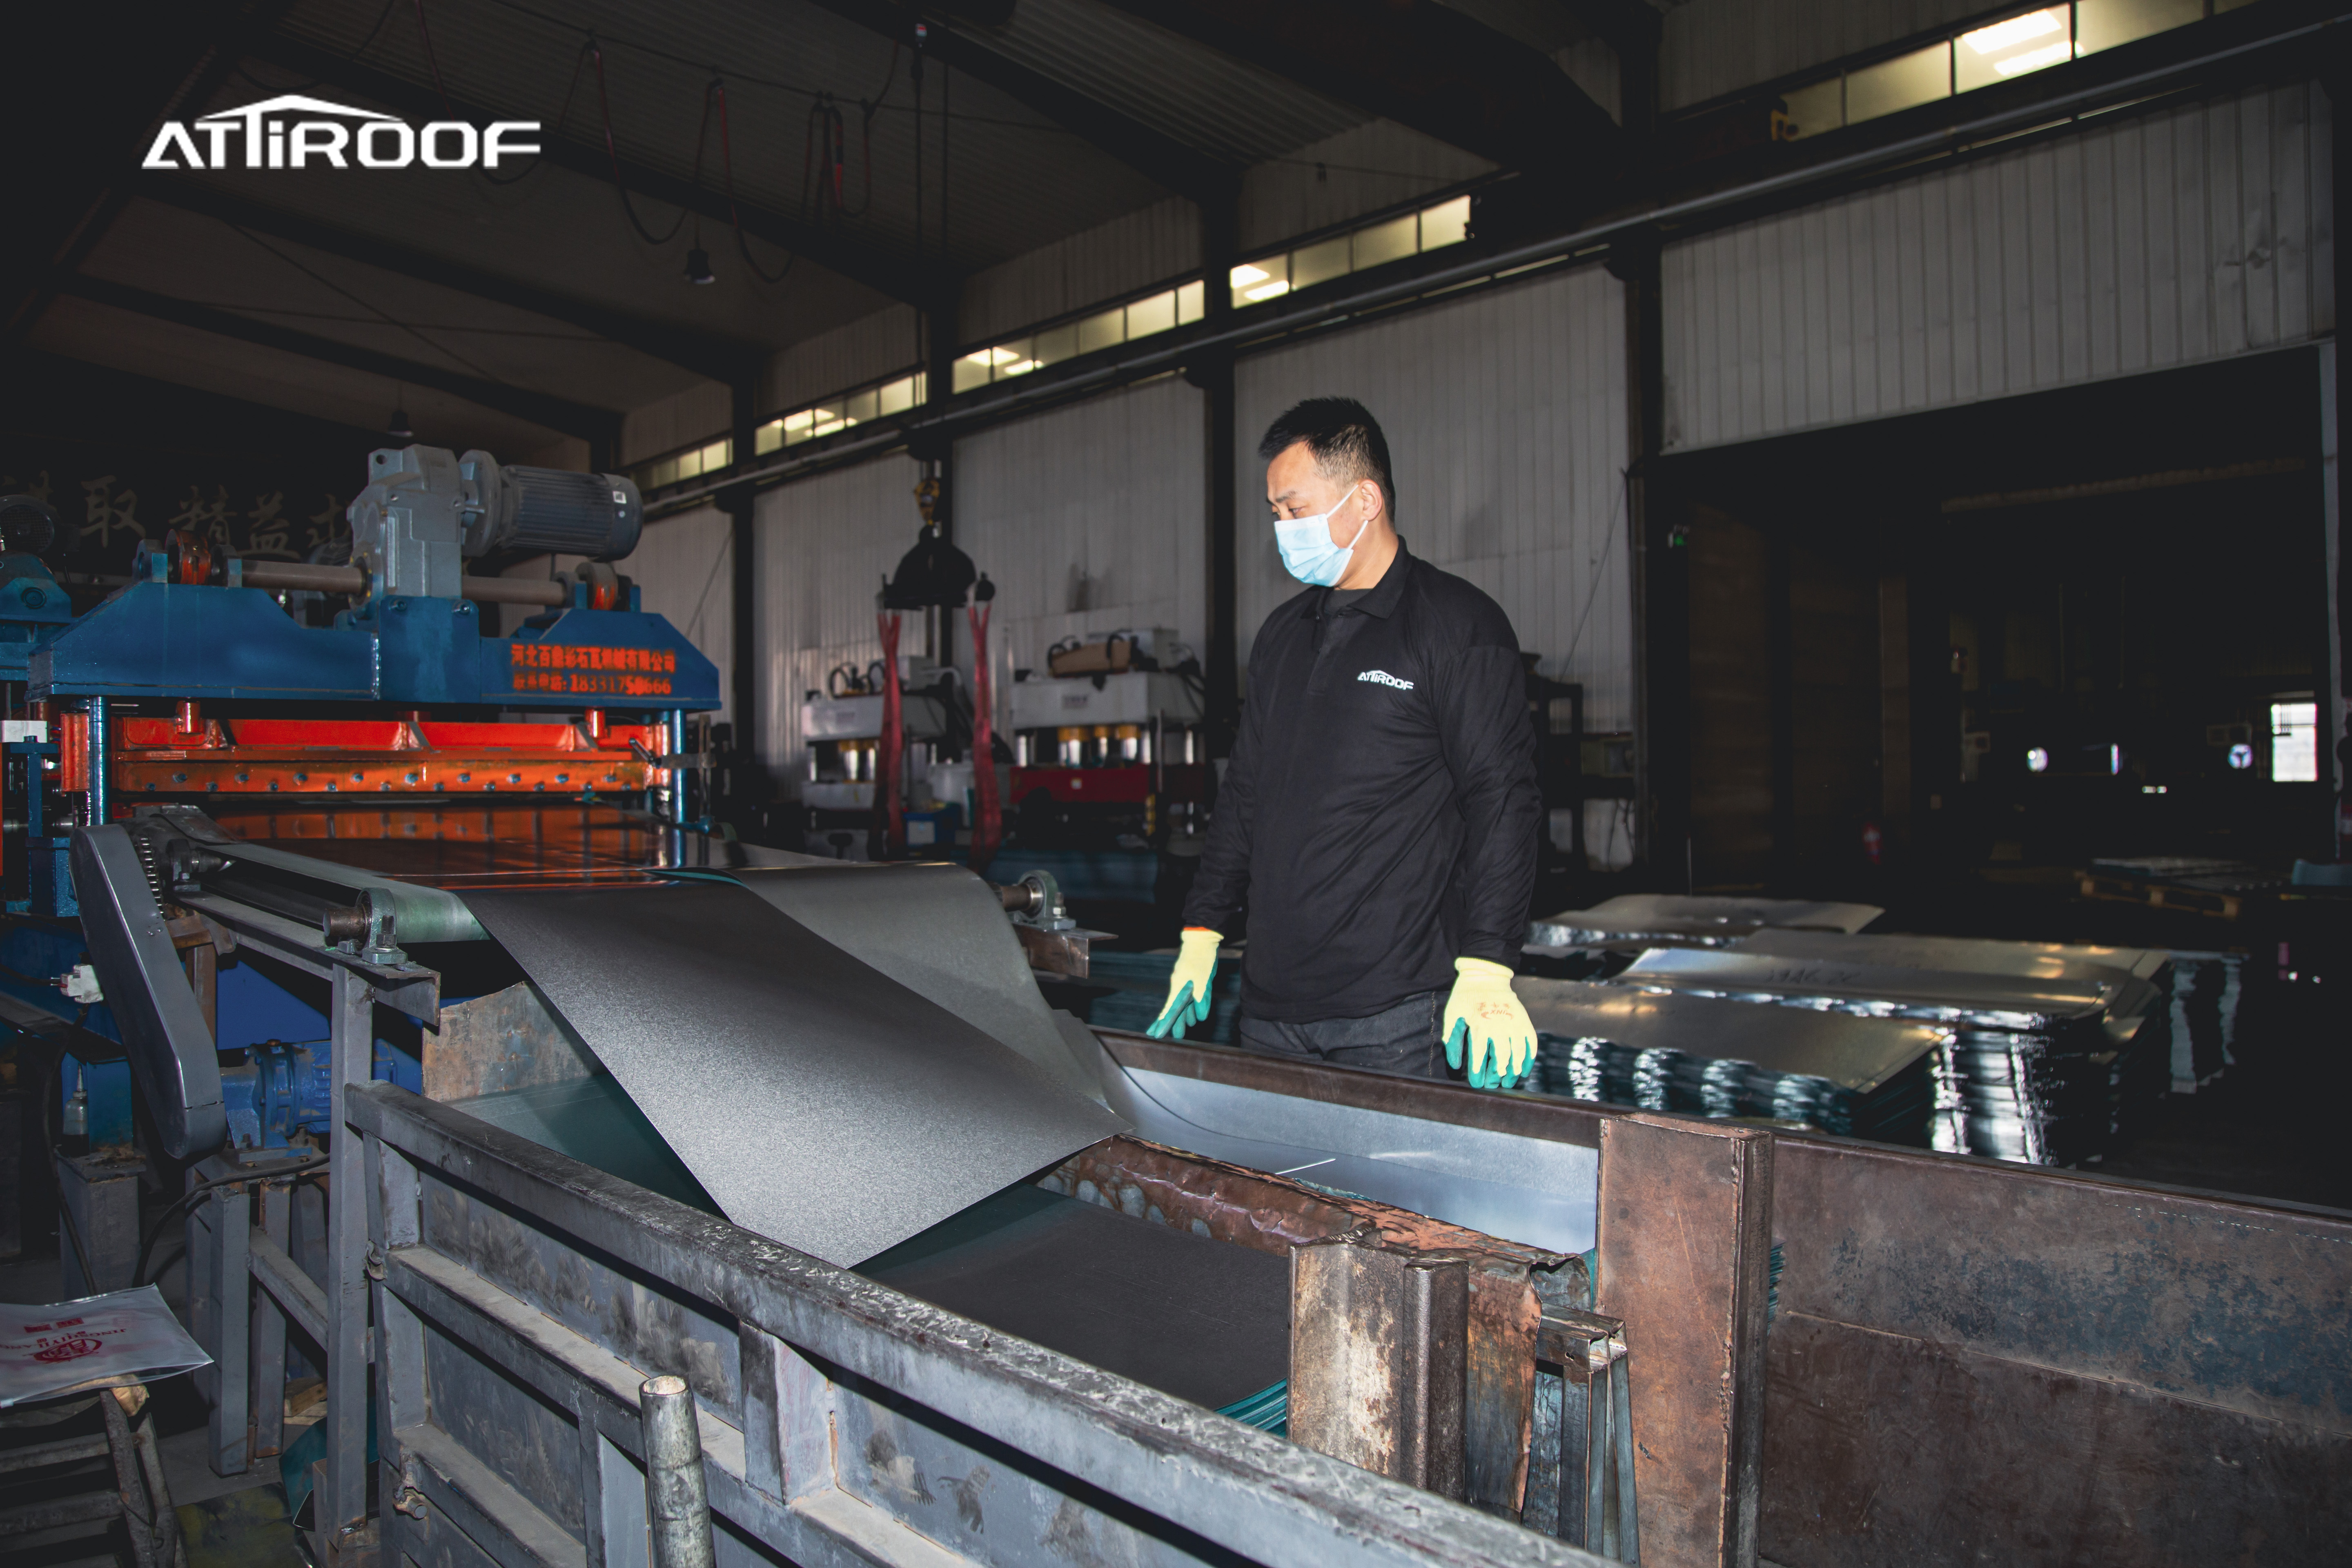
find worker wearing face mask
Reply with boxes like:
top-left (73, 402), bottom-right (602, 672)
top-left (1149, 397), bottom-right (1542, 1089)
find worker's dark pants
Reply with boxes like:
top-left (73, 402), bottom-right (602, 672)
top-left (1235, 989), bottom-right (1446, 1080)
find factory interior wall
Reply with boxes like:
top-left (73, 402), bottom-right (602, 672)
top-left (1660, 81), bottom-right (2334, 453)
top-left (1659, 0), bottom-right (1994, 111)
top-left (1232, 263), bottom-right (1635, 732)
top-left (1662, 346), bottom-right (2335, 890)
top-left (752, 454), bottom-right (924, 783)
top-left (953, 374), bottom-right (1209, 709)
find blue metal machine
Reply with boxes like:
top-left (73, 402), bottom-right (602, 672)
top-left (0, 448), bottom-right (722, 1256)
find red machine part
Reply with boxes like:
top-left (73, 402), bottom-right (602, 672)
top-left (110, 706), bottom-right (667, 797)
top-left (875, 612), bottom-right (904, 855)
top-left (968, 600), bottom-right (1001, 873)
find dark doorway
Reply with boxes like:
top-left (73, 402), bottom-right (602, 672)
top-left (1656, 347), bottom-right (2333, 894)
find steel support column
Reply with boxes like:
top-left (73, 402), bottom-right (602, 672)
top-left (2329, 75), bottom-right (2350, 852)
top-left (728, 379), bottom-right (761, 762)
top-left (1195, 197), bottom-right (1241, 753)
top-left (322, 967), bottom-right (373, 1545)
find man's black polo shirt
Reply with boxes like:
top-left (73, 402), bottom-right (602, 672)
top-left (1182, 542), bottom-right (1541, 1022)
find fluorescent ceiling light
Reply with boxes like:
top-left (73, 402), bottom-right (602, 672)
top-left (1245, 280), bottom-right (1292, 302)
top-left (1995, 40), bottom-right (2072, 75)
top-left (982, 347), bottom-right (1022, 365)
top-left (1963, 10), bottom-right (2060, 53)
top-left (784, 410), bottom-right (816, 430)
top-left (1000, 359), bottom-right (1038, 376)
top-left (1229, 263), bottom-right (1271, 286)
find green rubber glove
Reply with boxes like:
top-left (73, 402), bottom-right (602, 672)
top-left (1147, 927), bottom-right (1222, 1039)
top-left (1443, 957), bottom-right (1537, 1089)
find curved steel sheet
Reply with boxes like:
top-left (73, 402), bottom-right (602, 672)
top-left (732, 862), bottom-right (1104, 1103)
top-left (462, 881), bottom-right (1126, 1268)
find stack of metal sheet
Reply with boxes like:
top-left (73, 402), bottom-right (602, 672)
top-left (1730, 929), bottom-right (2176, 1145)
top-left (1610, 941), bottom-right (2160, 1165)
top-left (1514, 980), bottom-right (1957, 1147)
top-left (1526, 894), bottom-right (1884, 953)
top-left (2155, 949), bottom-right (2245, 1094)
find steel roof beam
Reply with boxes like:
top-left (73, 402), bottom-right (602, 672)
top-left (1088, 0), bottom-right (1623, 175)
top-left (243, 33), bottom-right (938, 307)
top-left (56, 274), bottom-right (621, 443)
top-left (802, 4), bottom-right (1235, 204)
top-left (138, 178), bottom-right (764, 383)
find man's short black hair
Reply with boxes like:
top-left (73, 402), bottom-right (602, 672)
top-left (1259, 397), bottom-right (1394, 515)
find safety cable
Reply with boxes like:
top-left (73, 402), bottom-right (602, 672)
top-left (412, 0), bottom-right (455, 114)
top-left (479, 35), bottom-right (592, 188)
top-left (714, 80), bottom-right (794, 285)
top-left (590, 46), bottom-right (717, 249)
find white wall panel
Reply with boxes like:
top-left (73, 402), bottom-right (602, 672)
top-left (1237, 123), bottom-right (1492, 255)
top-left (764, 306), bottom-right (921, 414)
top-left (1234, 265), bottom-right (1634, 729)
top-left (960, 198), bottom-right (1200, 345)
top-left (623, 506), bottom-right (735, 727)
top-left (620, 381), bottom-right (729, 466)
top-left (753, 456), bottom-right (924, 782)
top-left (1661, 0), bottom-right (1990, 111)
top-left (1662, 84), bottom-right (2335, 451)
top-left (956, 375), bottom-right (1208, 718)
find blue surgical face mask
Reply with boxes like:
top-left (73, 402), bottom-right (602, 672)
top-left (1274, 484), bottom-right (1370, 587)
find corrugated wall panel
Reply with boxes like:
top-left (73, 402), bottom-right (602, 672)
top-left (763, 307), bottom-right (922, 414)
top-left (956, 375), bottom-right (1208, 718)
top-left (959, 198), bottom-right (1200, 345)
top-left (1661, 85), bottom-right (2335, 452)
top-left (1661, 0), bottom-right (1991, 111)
top-left (1234, 265), bottom-right (1634, 729)
top-left (620, 382), bottom-right (729, 466)
top-left (624, 506), bottom-right (735, 727)
top-left (753, 456), bottom-right (924, 782)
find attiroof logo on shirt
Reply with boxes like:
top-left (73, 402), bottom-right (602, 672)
top-left (1357, 669), bottom-right (1414, 690)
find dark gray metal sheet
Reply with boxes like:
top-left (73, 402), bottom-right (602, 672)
top-left (1732, 929), bottom-right (2169, 984)
top-left (462, 882), bottom-right (1127, 1268)
top-left (732, 862), bottom-right (1105, 1103)
top-left (1615, 947), bottom-right (2138, 1032)
top-left (1515, 980), bottom-right (1952, 1094)
top-left (1528, 893), bottom-right (1884, 949)
top-left (858, 1183), bottom-right (1290, 1412)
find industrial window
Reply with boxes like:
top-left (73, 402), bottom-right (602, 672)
top-left (1780, 0), bottom-right (2221, 140)
top-left (637, 437), bottom-right (734, 493)
top-left (1229, 195), bottom-right (1473, 310)
top-left (756, 371), bottom-right (927, 457)
top-left (953, 281), bottom-right (1206, 393)
top-left (2270, 699), bottom-right (2319, 783)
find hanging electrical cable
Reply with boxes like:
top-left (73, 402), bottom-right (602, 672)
top-left (480, 35), bottom-right (592, 187)
top-left (589, 46), bottom-right (716, 249)
top-left (712, 79), bottom-right (795, 285)
top-left (412, 0), bottom-right (457, 114)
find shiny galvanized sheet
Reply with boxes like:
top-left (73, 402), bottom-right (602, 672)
top-left (1095, 1056), bottom-right (1597, 1254)
top-left (462, 882), bottom-right (1127, 1268)
top-left (732, 862), bottom-right (1104, 1104)
top-left (1515, 980), bottom-right (1951, 1095)
top-left (1732, 928), bottom-right (2168, 985)
top-left (1529, 893), bottom-right (1883, 949)
top-left (1616, 947), bottom-right (2136, 1032)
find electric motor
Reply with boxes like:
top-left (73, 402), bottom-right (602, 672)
top-left (457, 451), bottom-right (642, 561)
